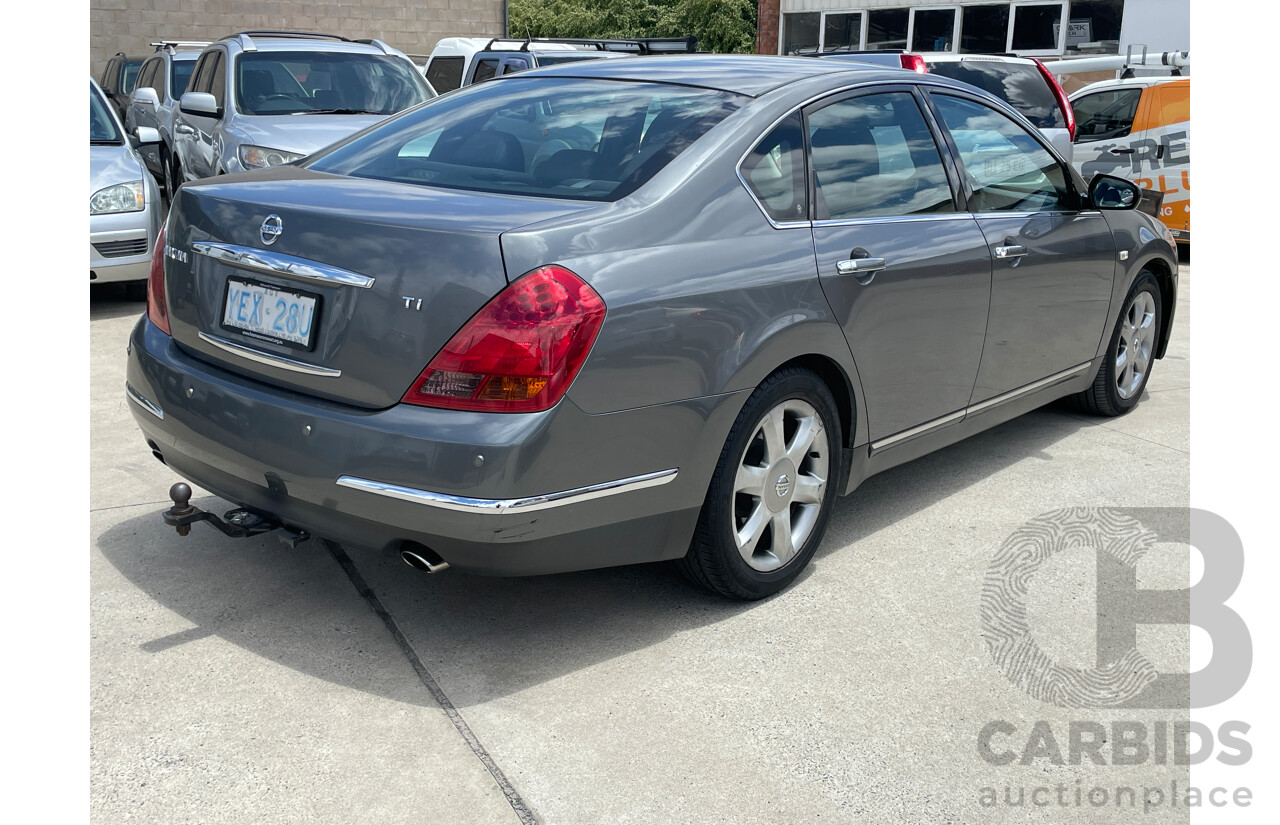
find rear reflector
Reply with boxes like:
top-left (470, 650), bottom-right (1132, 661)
top-left (900, 54), bottom-right (928, 73)
top-left (401, 265), bottom-right (606, 413)
top-left (147, 223), bottom-right (170, 335)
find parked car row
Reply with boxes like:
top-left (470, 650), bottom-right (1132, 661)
top-left (126, 54), bottom-right (1178, 600)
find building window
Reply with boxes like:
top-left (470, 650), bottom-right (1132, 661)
top-left (911, 8), bottom-right (959, 52)
top-left (960, 5), bottom-right (1011, 53)
top-left (1010, 2), bottom-right (1068, 53)
top-left (867, 8), bottom-right (910, 50)
top-left (824, 13), bottom-right (863, 52)
top-left (783, 12), bottom-right (821, 54)
top-left (1065, 0), bottom-right (1124, 54)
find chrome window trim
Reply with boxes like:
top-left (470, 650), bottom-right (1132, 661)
top-left (336, 468), bottom-right (679, 514)
top-left (812, 213), bottom-right (975, 229)
top-left (126, 382), bottom-right (164, 420)
top-left (192, 241), bottom-right (375, 289)
top-left (198, 331), bottom-right (342, 377)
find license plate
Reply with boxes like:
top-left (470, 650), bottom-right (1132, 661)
top-left (222, 278), bottom-right (320, 350)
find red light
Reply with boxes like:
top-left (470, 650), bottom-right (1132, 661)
top-left (1032, 58), bottom-right (1076, 141)
top-left (401, 265), bottom-right (606, 413)
top-left (147, 223), bottom-right (171, 335)
top-left (900, 54), bottom-right (928, 74)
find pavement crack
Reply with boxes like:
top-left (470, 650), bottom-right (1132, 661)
top-left (322, 540), bottom-right (538, 825)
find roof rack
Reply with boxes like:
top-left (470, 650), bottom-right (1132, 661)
top-left (351, 38), bottom-right (396, 55)
top-left (150, 40), bottom-right (211, 53)
top-left (480, 36), bottom-right (698, 55)
top-left (220, 30), bottom-right (353, 52)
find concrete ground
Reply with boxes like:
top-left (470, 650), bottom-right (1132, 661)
top-left (91, 267), bottom-right (1191, 824)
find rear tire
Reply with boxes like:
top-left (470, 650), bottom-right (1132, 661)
top-left (678, 367), bottom-right (841, 600)
top-left (1074, 272), bottom-right (1162, 416)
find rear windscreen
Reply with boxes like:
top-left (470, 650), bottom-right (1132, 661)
top-left (307, 77), bottom-right (742, 202)
top-left (925, 61), bottom-right (1065, 130)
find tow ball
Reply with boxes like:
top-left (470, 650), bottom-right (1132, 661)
top-left (163, 483), bottom-right (310, 548)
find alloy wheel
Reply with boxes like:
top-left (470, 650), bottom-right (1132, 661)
top-left (732, 399), bottom-right (830, 572)
top-left (1116, 291), bottom-right (1157, 399)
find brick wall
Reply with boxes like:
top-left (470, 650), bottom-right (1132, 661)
top-left (90, 1), bottom-right (506, 72)
top-left (756, 0), bottom-right (779, 55)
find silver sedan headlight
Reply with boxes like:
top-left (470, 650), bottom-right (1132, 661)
top-left (90, 181), bottom-right (145, 215)
top-left (239, 145), bottom-right (305, 170)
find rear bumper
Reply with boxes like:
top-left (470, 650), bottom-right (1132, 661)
top-left (126, 317), bottom-right (746, 575)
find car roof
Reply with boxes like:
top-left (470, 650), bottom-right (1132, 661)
top-left (1070, 76), bottom-right (1189, 97)
top-left (513, 54), bottom-right (911, 97)
top-left (216, 33), bottom-right (396, 56)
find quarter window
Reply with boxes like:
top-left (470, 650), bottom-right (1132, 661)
top-left (931, 94), bottom-right (1073, 213)
top-left (741, 113), bottom-right (808, 223)
top-left (808, 92), bottom-right (955, 221)
top-left (472, 58), bottom-right (500, 83)
top-left (1072, 88), bottom-right (1143, 141)
top-left (426, 56), bottom-right (464, 92)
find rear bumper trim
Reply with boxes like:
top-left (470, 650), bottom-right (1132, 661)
top-left (126, 382), bottom-right (164, 420)
top-left (336, 468), bottom-right (679, 515)
top-left (197, 331), bottom-right (342, 378)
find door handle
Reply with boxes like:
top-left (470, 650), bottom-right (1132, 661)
top-left (174, 123), bottom-right (195, 136)
top-left (835, 257), bottom-right (886, 275)
top-left (1107, 147), bottom-right (1135, 155)
top-left (994, 245), bottom-right (1027, 259)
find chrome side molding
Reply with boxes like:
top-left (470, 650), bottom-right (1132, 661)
top-left (192, 241), bottom-right (375, 289)
top-left (870, 362), bottom-right (1092, 453)
top-left (198, 332), bottom-right (342, 378)
top-left (126, 382), bottom-right (164, 420)
top-left (336, 468), bottom-right (679, 514)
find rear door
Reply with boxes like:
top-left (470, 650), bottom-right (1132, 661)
top-left (807, 87), bottom-right (993, 445)
top-left (925, 90), bottom-right (1116, 403)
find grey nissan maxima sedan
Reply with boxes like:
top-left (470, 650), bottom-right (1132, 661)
top-left (127, 56), bottom-right (1178, 599)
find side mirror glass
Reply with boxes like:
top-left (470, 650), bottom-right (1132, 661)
top-left (179, 91), bottom-right (221, 119)
top-left (131, 87), bottom-right (160, 108)
top-left (1089, 173), bottom-right (1140, 210)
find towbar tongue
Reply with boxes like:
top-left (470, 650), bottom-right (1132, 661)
top-left (163, 482), bottom-right (299, 541)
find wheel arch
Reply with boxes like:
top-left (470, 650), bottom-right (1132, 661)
top-left (1138, 256), bottom-right (1177, 359)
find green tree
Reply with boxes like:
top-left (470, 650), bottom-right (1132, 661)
top-left (508, 0), bottom-right (758, 54)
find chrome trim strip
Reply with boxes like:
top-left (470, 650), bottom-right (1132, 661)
top-left (336, 468), bottom-right (679, 514)
top-left (965, 363), bottom-right (1091, 416)
top-left (198, 332), bottom-right (342, 378)
top-left (870, 410), bottom-right (965, 453)
top-left (125, 382), bottom-right (164, 420)
top-left (812, 213), bottom-right (975, 229)
top-left (192, 241), bottom-right (375, 289)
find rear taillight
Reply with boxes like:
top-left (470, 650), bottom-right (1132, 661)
top-left (1032, 58), bottom-right (1076, 140)
top-left (900, 54), bottom-right (928, 74)
top-left (401, 265), bottom-right (606, 413)
top-left (147, 222), bottom-right (170, 335)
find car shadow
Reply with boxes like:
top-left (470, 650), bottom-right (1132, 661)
top-left (90, 284), bottom-right (147, 320)
top-left (96, 403), bottom-right (1101, 708)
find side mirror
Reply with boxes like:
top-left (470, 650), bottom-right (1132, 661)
top-left (1088, 174), bottom-right (1140, 210)
top-left (131, 87), bottom-right (160, 108)
top-left (133, 126), bottom-right (161, 146)
top-left (179, 91), bottom-right (221, 118)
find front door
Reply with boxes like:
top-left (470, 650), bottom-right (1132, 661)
top-left (806, 89), bottom-right (993, 444)
top-left (926, 91), bottom-right (1117, 403)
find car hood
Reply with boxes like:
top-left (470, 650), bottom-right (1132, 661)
top-left (231, 114), bottom-right (388, 158)
top-left (90, 144), bottom-right (145, 194)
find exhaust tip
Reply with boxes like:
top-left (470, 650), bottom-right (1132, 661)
top-left (400, 545), bottom-right (450, 574)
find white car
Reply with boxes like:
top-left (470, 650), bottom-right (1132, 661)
top-left (90, 78), bottom-right (162, 291)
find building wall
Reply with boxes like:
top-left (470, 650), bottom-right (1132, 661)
top-left (90, 0), bottom-right (506, 72)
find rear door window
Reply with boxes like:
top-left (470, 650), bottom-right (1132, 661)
top-left (1072, 88), bottom-right (1143, 141)
top-left (930, 93), bottom-right (1074, 213)
top-left (807, 91), bottom-right (956, 220)
top-left (425, 56), bottom-right (463, 92)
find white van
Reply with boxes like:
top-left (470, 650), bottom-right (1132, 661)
top-left (1070, 77), bottom-right (1190, 243)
